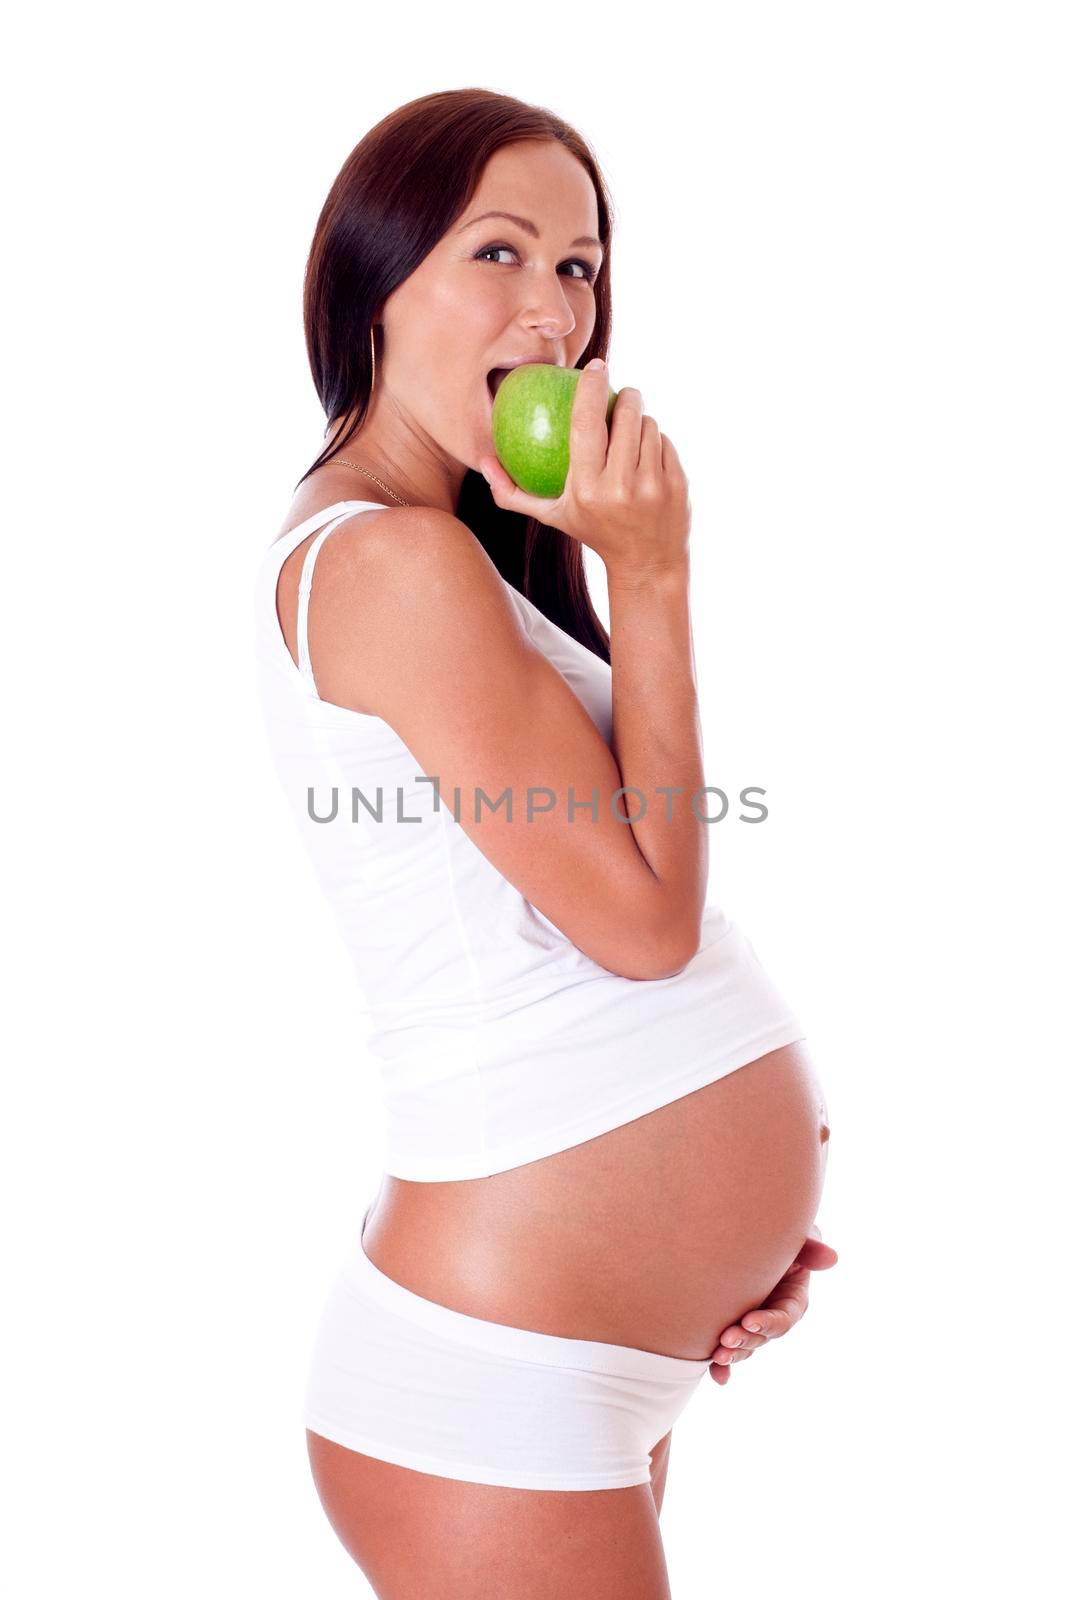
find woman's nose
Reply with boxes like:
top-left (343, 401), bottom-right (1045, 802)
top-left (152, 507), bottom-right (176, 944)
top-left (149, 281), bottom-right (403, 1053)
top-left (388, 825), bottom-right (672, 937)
top-left (524, 282), bottom-right (576, 339)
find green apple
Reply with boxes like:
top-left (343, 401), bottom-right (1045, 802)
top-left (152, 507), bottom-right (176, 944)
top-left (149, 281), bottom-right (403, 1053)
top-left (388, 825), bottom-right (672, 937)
top-left (491, 362), bottom-right (618, 499)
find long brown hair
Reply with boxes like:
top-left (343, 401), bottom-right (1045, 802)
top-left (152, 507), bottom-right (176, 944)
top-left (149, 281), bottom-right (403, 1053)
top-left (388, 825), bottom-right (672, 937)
top-left (296, 88), bottom-right (614, 663)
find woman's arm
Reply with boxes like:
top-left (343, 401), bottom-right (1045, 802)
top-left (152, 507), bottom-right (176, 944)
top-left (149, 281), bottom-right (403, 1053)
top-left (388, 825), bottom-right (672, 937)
top-left (303, 510), bottom-right (699, 980)
top-left (604, 554), bottom-right (707, 967)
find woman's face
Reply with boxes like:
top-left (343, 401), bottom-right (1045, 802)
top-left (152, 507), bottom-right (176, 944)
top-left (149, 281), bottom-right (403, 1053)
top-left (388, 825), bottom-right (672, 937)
top-left (377, 139), bottom-right (603, 472)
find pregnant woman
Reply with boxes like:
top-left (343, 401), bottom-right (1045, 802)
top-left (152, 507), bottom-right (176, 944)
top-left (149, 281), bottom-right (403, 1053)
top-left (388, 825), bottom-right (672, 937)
top-left (254, 90), bottom-right (835, 1598)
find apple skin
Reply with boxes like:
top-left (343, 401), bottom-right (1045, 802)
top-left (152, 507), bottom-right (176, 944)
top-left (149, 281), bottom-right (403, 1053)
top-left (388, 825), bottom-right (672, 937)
top-left (491, 362), bottom-right (618, 499)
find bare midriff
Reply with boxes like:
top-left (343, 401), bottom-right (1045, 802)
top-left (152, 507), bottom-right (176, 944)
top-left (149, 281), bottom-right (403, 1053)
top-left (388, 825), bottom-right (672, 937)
top-left (360, 1039), bottom-right (831, 1361)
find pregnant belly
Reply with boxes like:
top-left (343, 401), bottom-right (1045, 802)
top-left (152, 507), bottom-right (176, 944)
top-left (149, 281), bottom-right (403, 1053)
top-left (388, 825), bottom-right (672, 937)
top-left (362, 1040), bottom-right (831, 1361)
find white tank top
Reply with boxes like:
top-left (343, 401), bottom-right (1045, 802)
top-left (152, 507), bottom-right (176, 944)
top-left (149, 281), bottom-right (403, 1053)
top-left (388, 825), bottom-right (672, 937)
top-left (253, 500), bottom-right (806, 1181)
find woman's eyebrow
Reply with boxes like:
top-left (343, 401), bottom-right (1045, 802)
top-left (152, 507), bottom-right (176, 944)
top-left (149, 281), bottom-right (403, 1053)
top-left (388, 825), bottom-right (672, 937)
top-left (458, 210), bottom-right (602, 252)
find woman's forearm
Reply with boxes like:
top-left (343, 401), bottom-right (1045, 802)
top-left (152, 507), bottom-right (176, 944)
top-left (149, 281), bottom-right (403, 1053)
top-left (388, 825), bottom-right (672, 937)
top-left (605, 554), bottom-right (708, 957)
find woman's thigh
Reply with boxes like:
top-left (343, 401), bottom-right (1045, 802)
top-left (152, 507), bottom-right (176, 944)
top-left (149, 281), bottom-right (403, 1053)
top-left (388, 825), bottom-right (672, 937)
top-left (306, 1429), bottom-right (674, 1599)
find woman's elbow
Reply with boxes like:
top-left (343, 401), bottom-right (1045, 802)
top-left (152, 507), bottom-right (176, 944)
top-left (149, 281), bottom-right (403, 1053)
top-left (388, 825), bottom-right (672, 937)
top-left (604, 916), bottom-right (703, 982)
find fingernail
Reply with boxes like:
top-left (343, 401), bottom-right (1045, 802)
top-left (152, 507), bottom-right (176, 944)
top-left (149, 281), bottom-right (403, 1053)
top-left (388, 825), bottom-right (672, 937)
top-left (747, 1321), bottom-right (763, 1333)
top-left (587, 358), bottom-right (605, 370)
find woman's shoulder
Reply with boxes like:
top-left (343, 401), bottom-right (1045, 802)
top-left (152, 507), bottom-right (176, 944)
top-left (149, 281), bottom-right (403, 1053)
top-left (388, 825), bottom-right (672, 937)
top-left (273, 484), bottom-right (512, 701)
top-left (270, 473), bottom-right (385, 545)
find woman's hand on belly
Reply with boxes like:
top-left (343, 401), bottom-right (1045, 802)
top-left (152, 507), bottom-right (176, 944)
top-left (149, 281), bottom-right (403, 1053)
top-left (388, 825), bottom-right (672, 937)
top-left (707, 1221), bottom-right (839, 1385)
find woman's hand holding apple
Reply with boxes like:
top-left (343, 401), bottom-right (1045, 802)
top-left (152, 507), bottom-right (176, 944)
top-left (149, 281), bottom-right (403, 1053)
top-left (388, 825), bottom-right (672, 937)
top-left (480, 361), bottom-right (691, 584)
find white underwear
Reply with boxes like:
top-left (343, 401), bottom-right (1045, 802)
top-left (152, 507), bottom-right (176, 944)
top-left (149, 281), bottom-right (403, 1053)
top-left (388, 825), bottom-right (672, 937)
top-left (303, 1204), bottom-right (711, 1492)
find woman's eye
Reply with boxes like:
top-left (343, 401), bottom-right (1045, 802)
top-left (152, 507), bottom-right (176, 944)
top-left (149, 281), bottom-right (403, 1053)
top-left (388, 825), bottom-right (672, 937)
top-left (476, 245), bottom-right (597, 283)
top-left (477, 245), bottom-right (521, 267)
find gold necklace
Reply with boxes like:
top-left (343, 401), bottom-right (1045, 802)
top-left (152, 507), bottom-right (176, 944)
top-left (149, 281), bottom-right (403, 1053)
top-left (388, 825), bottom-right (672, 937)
top-left (334, 457), bottom-right (411, 508)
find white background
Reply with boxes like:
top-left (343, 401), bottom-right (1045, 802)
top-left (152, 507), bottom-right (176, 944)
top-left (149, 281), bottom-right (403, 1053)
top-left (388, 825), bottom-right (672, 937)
top-left (4, 2), bottom-right (1063, 1595)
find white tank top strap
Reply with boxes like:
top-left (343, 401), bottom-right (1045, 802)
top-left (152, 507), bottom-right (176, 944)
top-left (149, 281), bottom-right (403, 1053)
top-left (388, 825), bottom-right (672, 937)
top-left (295, 500), bottom-right (388, 692)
